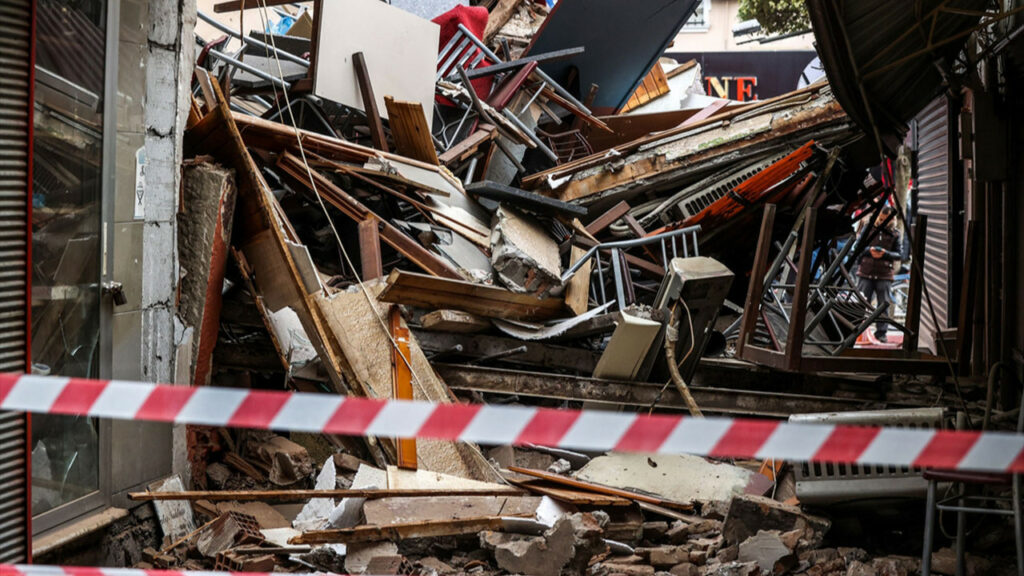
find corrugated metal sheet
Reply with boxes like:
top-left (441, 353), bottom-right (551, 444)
top-left (916, 95), bottom-right (953, 354)
top-left (0, 0), bottom-right (32, 563)
top-left (808, 0), bottom-right (986, 138)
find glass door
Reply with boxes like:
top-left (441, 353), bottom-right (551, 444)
top-left (30, 0), bottom-right (109, 522)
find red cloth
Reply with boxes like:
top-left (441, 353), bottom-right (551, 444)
top-left (433, 5), bottom-right (493, 106)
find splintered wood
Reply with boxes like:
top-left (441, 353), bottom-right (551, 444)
top-left (310, 283), bottom-right (500, 482)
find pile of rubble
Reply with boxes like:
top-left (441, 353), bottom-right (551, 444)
top-left (113, 0), bottom-right (1017, 575)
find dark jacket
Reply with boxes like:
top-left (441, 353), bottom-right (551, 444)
top-left (857, 224), bottom-right (901, 280)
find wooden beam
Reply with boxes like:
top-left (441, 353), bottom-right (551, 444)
top-left (437, 364), bottom-right (878, 417)
top-left (352, 52), bottom-right (389, 152)
top-left (291, 517), bottom-right (508, 544)
top-left (276, 151), bottom-right (462, 279)
top-left (358, 219), bottom-right (383, 280)
top-left (391, 306), bottom-right (417, 470)
top-left (784, 207), bottom-right (816, 371)
top-left (585, 201), bottom-right (631, 236)
top-left (128, 488), bottom-right (524, 502)
top-left (379, 269), bottom-right (566, 321)
top-left (438, 125), bottom-right (496, 166)
top-left (508, 467), bottom-right (693, 510)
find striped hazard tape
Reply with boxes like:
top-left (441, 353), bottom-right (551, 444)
top-left (1, 373), bottom-right (1022, 472)
top-left (0, 567), bottom-right (326, 576)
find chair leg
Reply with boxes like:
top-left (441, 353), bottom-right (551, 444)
top-left (956, 486), bottom-right (966, 576)
top-left (923, 479), bottom-right (936, 576)
top-left (1013, 475), bottom-right (1023, 576)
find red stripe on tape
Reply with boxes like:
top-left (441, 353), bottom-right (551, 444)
top-left (1010, 445), bottom-right (1024, 474)
top-left (135, 385), bottom-right (196, 422)
top-left (228, 390), bottom-right (289, 429)
top-left (710, 419), bottom-right (778, 459)
top-left (0, 374), bottom-right (17, 404)
top-left (615, 414), bottom-right (681, 452)
top-left (63, 568), bottom-right (108, 576)
top-left (812, 425), bottom-right (880, 463)
top-left (50, 378), bottom-right (106, 415)
top-left (913, 430), bottom-right (979, 469)
top-left (515, 408), bottom-right (579, 446)
top-left (417, 403), bottom-right (480, 439)
top-left (323, 397), bottom-right (386, 435)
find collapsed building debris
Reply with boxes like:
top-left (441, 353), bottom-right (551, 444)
top-left (78, 0), bottom-right (1021, 573)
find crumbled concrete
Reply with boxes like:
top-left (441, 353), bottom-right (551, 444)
top-left (723, 494), bottom-right (830, 550)
top-left (737, 530), bottom-right (796, 575)
top-left (249, 435), bottom-right (314, 485)
top-left (481, 516), bottom-right (576, 576)
top-left (345, 541), bottom-right (400, 574)
top-left (490, 205), bottom-right (562, 297)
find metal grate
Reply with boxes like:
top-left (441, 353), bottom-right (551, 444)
top-left (0, 0), bottom-right (33, 563)
top-left (789, 408), bottom-right (945, 505)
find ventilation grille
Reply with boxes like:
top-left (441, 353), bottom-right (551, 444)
top-left (0, 0), bottom-right (32, 563)
top-left (677, 153), bottom-right (787, 220)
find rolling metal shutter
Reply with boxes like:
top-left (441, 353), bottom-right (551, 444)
top-left (0, 0), bottom-right (33, 563)
top-left (915, 95), bottom-right (954, 354)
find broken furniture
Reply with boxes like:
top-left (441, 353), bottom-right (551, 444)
top-left (920, 385), bottom-right (1024, 576)
top-left (735, 205), bottom-right (950, 375)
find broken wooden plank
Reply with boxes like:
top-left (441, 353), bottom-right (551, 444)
top-left (584, 201), bottom-right (631, 236)
top-left (508, 467), bottom-right (693, 511)
top-left (438, 125), bottom-right (497, 166)
top-left (230, 111), bottom-right (464, 194)
top-left (353, 52), bottom-right (389, 152)
top-left (276, 151), bottom-right (461, 279)
top-left (291, 517), bottom-right (507, 545)
top-left (420, 309), bottom-right (492, 333)
top-left (465, 180), bottom-right (587, 217)
top-left (128, 488), bottom-right (525, 502)
top-left (383, 96), bottom-right (439, 165)
top-left (358, 219), bottom-right (384, 280)
top-left (563, 246), bottom-right (592, 316)
top-left (379, 269), bottom-right (567, 321)
top-left (310, 284), bottom-right (501, 482)
top-left (509, 478), bottom-right (632, 507)
top-left (390, 306), bottom-right (418, 470)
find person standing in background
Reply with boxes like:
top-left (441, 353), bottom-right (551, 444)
top-left (856, 206), bottom-right (902, 342)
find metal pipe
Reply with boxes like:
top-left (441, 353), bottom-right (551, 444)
top-left (197, 10), bottom-right (309, 67)
top-left (832, 302), bottom-right (888, 356)
top-left (611, 248), bottom-right (626, 309)
top-left (206, 47), bottom-right (291, 88)
top-left (456, 23), bottom-right (593, 114)
top-left (471, 345), bottom-right (529, 364)
top-left (502, 108), bottom-right (559, 163)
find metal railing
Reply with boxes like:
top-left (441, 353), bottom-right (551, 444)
top-left (563, 226), bottom-right (701, 310)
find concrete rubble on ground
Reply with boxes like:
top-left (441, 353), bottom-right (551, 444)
top-left (108, 0), bottom-right (1023, 574)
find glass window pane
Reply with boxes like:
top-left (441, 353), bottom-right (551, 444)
top-left (31, 0), bottom-right (107, 517)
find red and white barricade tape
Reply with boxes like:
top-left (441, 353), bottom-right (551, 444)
top-left (0, 567), bottom-right (323, 576)
top-left (2, 373), bottom-right (1022, 472)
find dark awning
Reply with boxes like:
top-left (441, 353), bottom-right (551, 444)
top-left (807, 0), bottom-right (989, 149)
